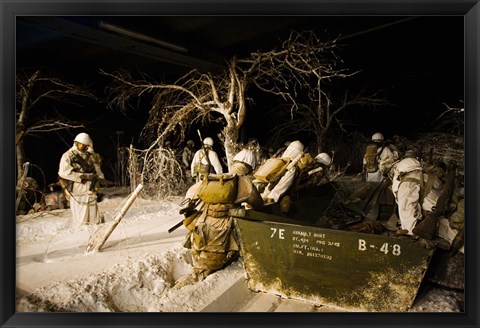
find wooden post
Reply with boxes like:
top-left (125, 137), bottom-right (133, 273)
top-left (86, 184), bottom-right (143, 253)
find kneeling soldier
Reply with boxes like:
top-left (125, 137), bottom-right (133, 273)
top-left (175, 173), bottom-right (263, 287)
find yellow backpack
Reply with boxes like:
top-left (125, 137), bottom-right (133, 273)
top-left (253, 158), bottom-right (290, 183)
top-left (198, 174), bottom-right (238, 204)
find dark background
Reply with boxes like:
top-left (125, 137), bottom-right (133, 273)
top-left (3, 1), bottom-right (478, 327)
top-left (16, 15), bottom-right (464, 185)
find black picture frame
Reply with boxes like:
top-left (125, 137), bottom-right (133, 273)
top-left (2, 1), bottom-right (478, 327)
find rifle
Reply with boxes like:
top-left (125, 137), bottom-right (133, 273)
top-left (71, 152), bottom-right (95, 173)
top-left (168, 198), bottom-right (202, 233)
top-left (413, 161), bottom-right (457, 240)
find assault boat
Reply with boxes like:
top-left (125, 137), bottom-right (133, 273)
top-left (231, 178), bottom-right (451, 312)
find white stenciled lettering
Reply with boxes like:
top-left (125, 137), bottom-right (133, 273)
top-left (392, 244), bottom-right (401, 256)
top-left (358, 239), bottom-right (367, 251)
top-left (380, 243), bottom-right (389, 254)
top-left (292, 231), bottom-right (311, 237)
top-left (270, 227), bottom-right (285, 239)
top-left (270, 228), bottom-right (277, 238)
top-left (306, 252), bottom-right (333, 260)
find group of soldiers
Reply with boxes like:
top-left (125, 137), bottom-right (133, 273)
top-left (17, 131), bottom-right (463, 288)
top-left (175, 137), bottom-right (337, 287)
top-left (176, 132), bottom-right (464, 287)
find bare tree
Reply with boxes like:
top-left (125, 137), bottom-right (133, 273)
top-left (431, 101), bottom-right (464, 136)
top-left (102, 58), bottom-right (249, 177)
top-left (16, 70), bottom-right (98, 180)
top-left (267, 90), bottom-right (388, 153)
top-left (102, 30), bottom-right (383, 197)
top-left (239, 30), bottom-right (387, 153)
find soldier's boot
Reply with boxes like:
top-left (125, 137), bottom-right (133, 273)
top-left (173, 271), bottom-right (201, 289)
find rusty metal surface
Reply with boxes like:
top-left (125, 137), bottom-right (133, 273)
top-left (233, 211), bottom-right (435, 312)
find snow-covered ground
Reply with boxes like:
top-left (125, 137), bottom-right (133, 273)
top-left (15, 187), bottom-right (463, 312)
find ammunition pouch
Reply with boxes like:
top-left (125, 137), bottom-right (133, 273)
top-left (198, 174), bottom-right (238, 204)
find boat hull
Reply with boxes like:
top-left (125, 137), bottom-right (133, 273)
top-left (232, 209), bottom-right (435, 312)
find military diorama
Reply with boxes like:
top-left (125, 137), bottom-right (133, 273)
top-left (14, 16), bottom-right (465, 312)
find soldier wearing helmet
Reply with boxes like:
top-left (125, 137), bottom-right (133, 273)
top-left (190, 137), bottom-right (223, 182)
top-left (261, 140), bottom-right (305, 204)
top-left (58, 132), bottom-right (105, 226)
top-left (363, 132), bottom-right (399, 182)
top-left (276, 151), bottom-right (333, 214)
top-left (230, 141), bottom-right (258, 176)
top-left (389, 153), bottom-right (453, 243)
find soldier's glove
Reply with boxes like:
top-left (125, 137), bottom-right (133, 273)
top-left (79, 173), bottom-right (98, 184)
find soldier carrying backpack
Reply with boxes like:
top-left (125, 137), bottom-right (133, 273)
top-left (363, 132), bottom-right (399, 182)
top-left (190, 137), bottom-right (223, 182)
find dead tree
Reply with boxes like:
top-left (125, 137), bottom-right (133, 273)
top-left (267, 90), bottom-right (388, 153)
top-left (16, 70), bottom-right (98, 180)
top-left (431, 102), bottom-right (464, 136)
top-left (239, 31), bottom-right (387, 153)
top-left (102, 59), bottom-right (249, 179)
top-left (102, 31), bottom-right (383, 195)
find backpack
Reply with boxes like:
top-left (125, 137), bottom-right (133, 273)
top-left (198, 174), bottom-right (238, 204)
top-left (193, 149), bottom-right (212, 175)
top-left (253, 157), bottom-right (290, 183)
top-left (364, 144), bottom-right (380, 173)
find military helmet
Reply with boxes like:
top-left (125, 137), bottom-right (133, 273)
top-left (288, 140), bottom-right (304, 152)
top-left (315, 152), bottom-right (332, 166)
top-left (203, 137), bottom-right (214, 146)
top-left (404, 150), bottom-right (416, 158)
top-left (371, 132), bottom-right (384, 142)
top-left (396, 157), bottom-right (422, 174)
top-left (74, 132), bottom-right (93, 147)
top-left (187, 139), bottom-right (194, 146)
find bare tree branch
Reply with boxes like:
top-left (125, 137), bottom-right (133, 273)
top-left (16, 69), bottom-right (98, 180)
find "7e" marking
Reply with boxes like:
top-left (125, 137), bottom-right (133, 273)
top-left (270, 228), bottom-right (285, 239)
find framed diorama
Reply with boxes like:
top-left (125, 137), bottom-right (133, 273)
top-left (1, 0), bottom-right (478, 327)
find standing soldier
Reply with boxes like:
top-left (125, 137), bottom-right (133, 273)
top-left (190, 137), bottom-right (223, 182)
top-left (363, 132), bottom-right (398, 182)
top-left (58, 132), bottom-right (105, 226)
